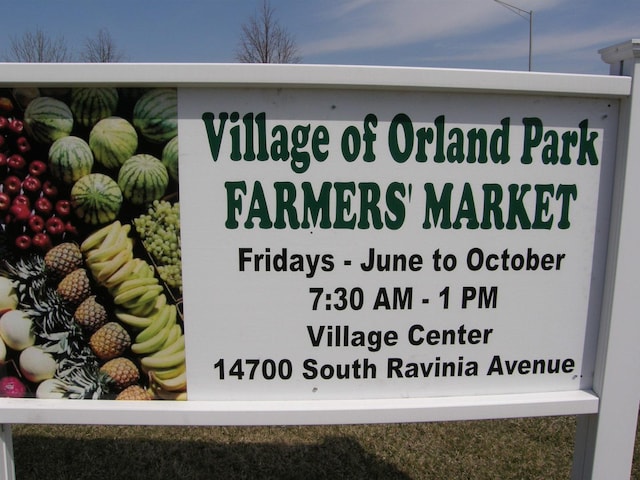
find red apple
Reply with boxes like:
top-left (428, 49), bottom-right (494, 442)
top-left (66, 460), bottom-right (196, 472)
top-left (28, 214), bottom-right (45, 233)
top-left (41, 180), bottom-right (58, 199)
top-left (54, 199), bottom-right (71, 217)
top-left (21, 176), bottom-right (41, 195)
top-left (16, 136), bottom-right (31, 153)
top-left (14, 234), bottom-right (31, 250)
top-left (45, 216), bottom-right (65, 236)
top-left (8, 118), bottom-right (23, 134)
top-left (7, 154), bottom-right (26, 171)
top-left (3, 175), bottom-right (22, 196)
top-left (9, 203), bottom-right (31, 222)
top-left (32, 232), bottom-right (52, 251)
top-left (28, 160), bottom-right (46, 177)
top-left (0, 193), bottom-right (10, 211)
top-left (34, 196), bottom-right (53, 216)
top-left (64, 221), bottom-right (78, 236)
top-left (11, 194), bottom-right (30, 208)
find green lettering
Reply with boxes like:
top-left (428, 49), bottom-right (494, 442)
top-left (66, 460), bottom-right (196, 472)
top-left (533, 184), bottom-right (554, 229)
top-left (423, 183), bottom-right (452, 229)
top-left (506, 184), bottom-right (532, 229)
top-left (453, 182), bottom-right (479, 229)
top-left (521, 117), bottom-right (542, 164)
top-left (273, 182), bottom-right (300, 229)
top-left (481, 184), bottom-right (504, 229)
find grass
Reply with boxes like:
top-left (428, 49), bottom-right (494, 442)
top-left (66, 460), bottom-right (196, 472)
top-left (10, 415), bottom-right (640, 479)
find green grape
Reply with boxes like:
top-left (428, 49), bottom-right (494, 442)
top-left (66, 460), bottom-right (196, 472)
top-left (134, 200), bottom-right (182, 293)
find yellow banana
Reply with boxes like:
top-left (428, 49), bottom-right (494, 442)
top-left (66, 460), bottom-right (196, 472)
top-left (135, 304), bottom-right (171, 344)
top-left (125, 297), bottom-right (158, 317)
top-left (149, 360), bottom-right (186, 380)
top-left (141, 348), bottom-right (185, 369)
top-left (102, 259), bottom-right (137, 289)
top-left (114, 284), bottom-right (162, 305)
top-left (115, 309), bottom-right (154, 329)
top-left (153, 294), bottom-right (168, 310)
top-left (151, 385), bottom-right (187, 400)
top-left (80, 221), bottom-right (119, 253)
top-left (131, 322), bottom-right (174, 355)
top-left (96, 220), bottom-right (123, 251)
top-left (85, 242), bottom-right (126, 266)
top-left (158, 323), bottom-right (182, 350)
top-left (94, 249), bottom-right (133, 284)
top-left (151, 332), bottom-right (184, 358)
top-left (152, 371), bottom-right (187, 391)
top-left (125, 293), bottom-right (166, 318)
top-left (112, 276), bottom-right (159, 297)
top-left (121, 287), bottom-right (163, 313)
top-left (129, 258), bottom-right (146, 274)
top-left (140, 305), bottom-right (176, 346)
top-left (132, 260), bottom-right (155, 278)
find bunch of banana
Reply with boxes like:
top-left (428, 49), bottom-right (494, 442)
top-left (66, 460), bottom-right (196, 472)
top-left (80, 220), bottom-right (187, 396)
top-left (131, 302), bottom-right (187, 394)
top-left (80, 221), bottom-right (164, 316)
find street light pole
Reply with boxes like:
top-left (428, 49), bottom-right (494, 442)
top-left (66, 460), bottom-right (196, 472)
top-left (494, 0), bottom-right (533, 71)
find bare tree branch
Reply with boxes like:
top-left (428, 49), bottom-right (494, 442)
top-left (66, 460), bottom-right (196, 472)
top-left (81, 28), bottom-right (126, 63)
top-left (5, 28), bottom-right (73, 62)
top-left (236, 0), bottom-right (301, 63)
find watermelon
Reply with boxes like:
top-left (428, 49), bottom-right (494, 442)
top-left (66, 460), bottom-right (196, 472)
top-left (118, 154), bottom-right (169, 206)
top-left (70, 87), bottom-right (119, 129)
top-left (48, 136), bottom-right (94, 184)
top-left (89, 117), bottom-right (138, 169)
top-left (71, 173), bottom-right (123, 225)
top-left (24, 97), bottom-right (74, 145)
top-left (161, 136), bottom-right (179, 182)
top-left (132, 89), bottom-right (177, 144)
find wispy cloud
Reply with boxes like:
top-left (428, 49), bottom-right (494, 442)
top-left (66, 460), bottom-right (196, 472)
top-left (425, 18), bottom-right (637, 64)
top-left (301, 0), bottom-right (564, 57)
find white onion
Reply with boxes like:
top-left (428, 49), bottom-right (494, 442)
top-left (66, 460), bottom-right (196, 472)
top-left (19, 346), bottom-right (57, 383)
top-left (35, 378), bottom-right (67, 399)
top-left (0, 337), bottom-right (5, 364)
top-left (0, 310), bottom-right (35, 351)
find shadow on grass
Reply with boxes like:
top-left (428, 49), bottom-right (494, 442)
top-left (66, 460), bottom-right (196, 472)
top-left (13, 433), bottom-right (411, 480)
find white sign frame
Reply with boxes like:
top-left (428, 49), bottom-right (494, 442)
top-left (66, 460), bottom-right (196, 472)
top-left (0, 39), bottom-right (638, 480)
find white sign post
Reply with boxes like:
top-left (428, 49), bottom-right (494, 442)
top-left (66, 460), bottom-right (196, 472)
top-left (0, 40), bottom-right (638, 480)
top-left (570, 38), bottom-right (640, 480)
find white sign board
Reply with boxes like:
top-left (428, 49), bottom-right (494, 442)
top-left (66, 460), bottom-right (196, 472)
top-left (179, 88), bottom-right (614, 402)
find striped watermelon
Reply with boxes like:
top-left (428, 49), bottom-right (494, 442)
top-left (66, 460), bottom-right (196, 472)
top-left (161, 136), bottom-right (179, 182)
top-left (70, 87), bottom-right (119, 129)
top-left (132, 89), bottom-right (177, 144)
top-left (71, 173), bottom-right (123, 225)
top-left (89, 117), bottom-right (138, 169)
top-left (24, 97), bottom-right (74, 145)
top-left (117, 154), bottom-right (169, 206)
top-left (48, 136), bottom-right (95, 185)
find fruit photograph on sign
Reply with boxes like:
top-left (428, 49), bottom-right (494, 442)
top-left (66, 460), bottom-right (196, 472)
top-left (0, 87), bottom-right (185, 400)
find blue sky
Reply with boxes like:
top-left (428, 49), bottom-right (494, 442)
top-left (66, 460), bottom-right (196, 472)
top-left (3, 0), bottom-right (639, 74)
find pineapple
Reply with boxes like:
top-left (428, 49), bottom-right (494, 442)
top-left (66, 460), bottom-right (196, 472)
top-left (44, 242), bottom-right (83, 279)
top-left (100, 357), bottom-right (140, 391)
top-left (57, 268), bottom-right (92, 306)
top-left (73, 295), bottom-right (108, 333)
top-left (89, 322), bottom-right (131, 360)
top-left (3, 253), bottom-right (143, 400)
top-left (1, 254), bottom-right (47, 303)
top-left (116, 384), bottom-right (153, 400)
